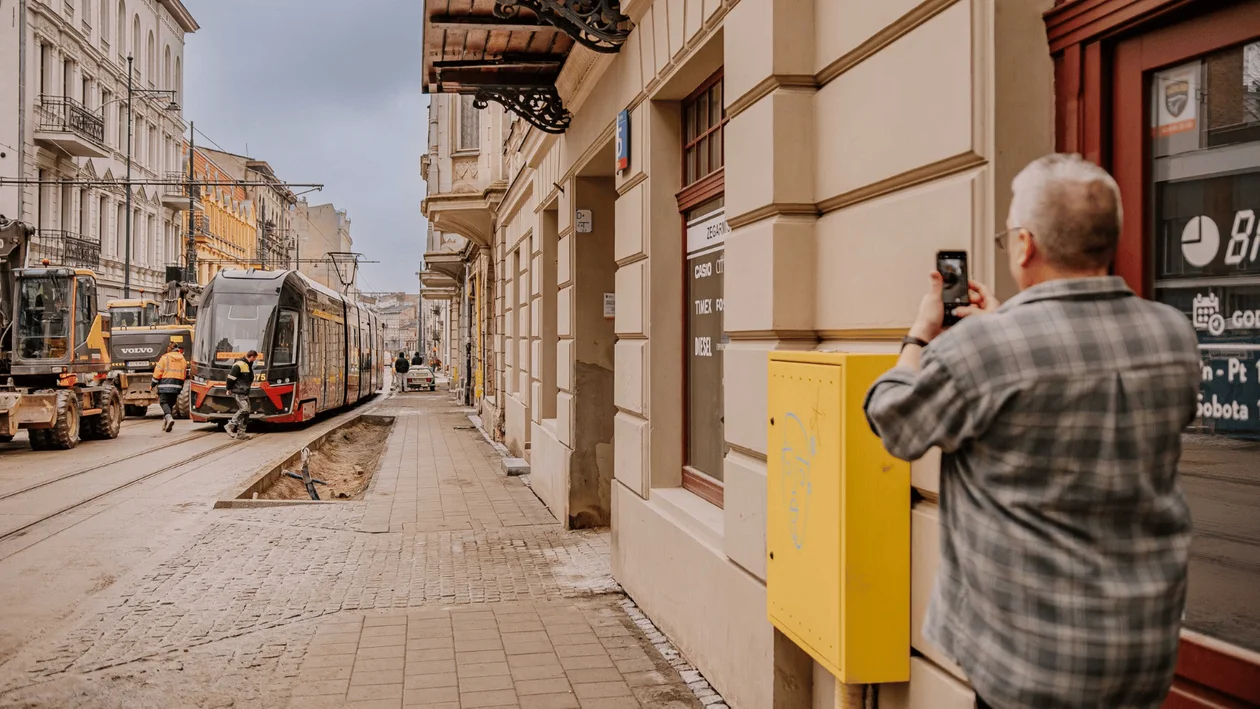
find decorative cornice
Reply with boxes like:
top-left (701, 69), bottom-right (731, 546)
top-left (816, 328), bottom-right (909, 341)
top-left (817, 151), bottom-right (986, 215)
top-left (722, 152), bottom-right (986, 231)
top-left (726, 74), bottom-right (817, 120)
top-left (726, 203), bottom-right (818, 230)
top-left (725, 330), bottom-right (818, 342)
top-left (816, 0), bottom-right (961, 87)
top-left (615, 171), bottom-right (648, 197)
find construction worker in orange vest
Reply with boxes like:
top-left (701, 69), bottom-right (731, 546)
top-left (152, 342), bottom-right (188, 433)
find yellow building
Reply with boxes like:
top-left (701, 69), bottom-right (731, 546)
top-left (188, 147), bottom-right (256, 284)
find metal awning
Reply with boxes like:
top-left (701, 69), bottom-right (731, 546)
top-left (422, 0), bottom-right (631, 134)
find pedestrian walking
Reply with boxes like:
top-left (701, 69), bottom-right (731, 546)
top-left (224, 350), bottom-right (259, 440)
top-left (393, 351), bottom-right (410, 392)
top-left (411, 351), bottom-right (424, 367)
top-left (863, 154), bottom-right (1200, 709)
top-left (151, 342), bottom-right (187, 433)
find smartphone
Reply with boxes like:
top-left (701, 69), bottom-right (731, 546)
top-left (936, 250), bottom-right (969, 327)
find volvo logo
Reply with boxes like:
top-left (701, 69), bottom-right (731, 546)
top-left (119, 347), bottom-right (156, 355)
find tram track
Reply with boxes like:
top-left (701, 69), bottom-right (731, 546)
top-left (0, 428), bottom-right (219, 502)
top-left (0, 435), bottom-right (247, 553)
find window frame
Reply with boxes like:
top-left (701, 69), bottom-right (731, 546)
top-left (272, 308), bottom-right (299, 367)
top-left (457, 94), bottom-right (481, 154)
top-left (677, 68), bottom-right (727, 508)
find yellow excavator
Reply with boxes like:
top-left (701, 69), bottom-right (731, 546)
top-left (0, 217), bottom-right (123, 449)
top-left (106, 274), bottom-right (200, 418)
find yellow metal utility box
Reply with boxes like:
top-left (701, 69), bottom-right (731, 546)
top-left (766, 352), bottom-right (910, 684)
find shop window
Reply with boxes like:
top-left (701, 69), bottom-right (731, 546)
top-left (1149, 39), bottom-right (1260, 654)
top-left (679, 70), bottom-right (729, 506)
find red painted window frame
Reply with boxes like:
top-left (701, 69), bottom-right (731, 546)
top-left (1047, 1), bottom-right (1260, 704)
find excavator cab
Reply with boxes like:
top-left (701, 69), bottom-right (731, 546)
top-left (11, 268), bottom-right (109, 375)
top-left (106, 299), bottom-right (160, 329)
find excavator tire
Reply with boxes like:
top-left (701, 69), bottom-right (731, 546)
top-left (174, 381), bottom-right (192, 419)
top-left (82, 388), bottom-right (123, 440)
top-left (44, 390), bottom-right (80, 450)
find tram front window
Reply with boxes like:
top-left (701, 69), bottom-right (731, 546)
top-left (17, 276), bottom-right (70, 360)
top-left (195, 299), bottom-right (274, 366)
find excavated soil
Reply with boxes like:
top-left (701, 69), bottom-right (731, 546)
top-left (258, 420), bottom-right (391, 501)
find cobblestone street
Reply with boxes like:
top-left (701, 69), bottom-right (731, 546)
top-left (0, 395), bottom-right (718, 709)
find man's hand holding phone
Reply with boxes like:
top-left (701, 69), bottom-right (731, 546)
top-left (908, 272), bottom-right (1001, 345)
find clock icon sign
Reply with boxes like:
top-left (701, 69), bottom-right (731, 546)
top-left (1181, 216), bottom-right (1220, 268)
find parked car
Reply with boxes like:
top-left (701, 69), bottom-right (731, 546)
top-left (405, 366), bottom-right (436, 392)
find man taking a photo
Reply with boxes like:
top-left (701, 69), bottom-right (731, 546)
top-left (864, 154), bottom-right (1200, 709)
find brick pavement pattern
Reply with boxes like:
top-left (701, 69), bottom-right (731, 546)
top-left (0, 394), bottom-right (713, 709)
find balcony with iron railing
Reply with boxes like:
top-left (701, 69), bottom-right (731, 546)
top-left (35, 229), bottom-right (102, 269)
top-left (34, 96), bottom-right (108, 158)
top-left (160, 172), bottom-right (200, 209)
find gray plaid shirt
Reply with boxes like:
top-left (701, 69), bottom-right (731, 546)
top-left (864, 277), bottom-right (1199, 709)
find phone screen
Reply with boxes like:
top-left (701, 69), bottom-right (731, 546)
top-left (939, 257), bottom-right (968, 304)
top-left (937, 251), bottom-right (969, 325)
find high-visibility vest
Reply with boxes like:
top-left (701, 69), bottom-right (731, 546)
top-left (153, 352), bottom-right (188, 382)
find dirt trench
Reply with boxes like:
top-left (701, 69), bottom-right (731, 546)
top-left (258, 420), bottom-right (391, 501)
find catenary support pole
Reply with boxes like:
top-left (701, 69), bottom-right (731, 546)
top-left (123, 55), bottom-right (133, 297)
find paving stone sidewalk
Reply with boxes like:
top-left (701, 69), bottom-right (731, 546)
top-left (0, 394), bottom-right (717, 709)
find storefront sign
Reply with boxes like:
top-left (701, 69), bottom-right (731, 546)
top-left (1157, 171), bottom-right (1260, 279)
top-left (686, 208), bottom-right (726, 476)
top-left (1159, 284), bottom-right (1260, 436)
top-left (1156, 170), bottom-right (1260, 438)
top-left (686, 210), bottom-right (729, 255)
top-left (615, 110), bottom-right (630, 172)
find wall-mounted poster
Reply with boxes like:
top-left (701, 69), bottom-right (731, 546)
top-left (1153, 61), bottom-right (1199, 137)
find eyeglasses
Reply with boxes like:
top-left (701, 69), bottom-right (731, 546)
top-left (994, 227), bottom-right (1028, 251)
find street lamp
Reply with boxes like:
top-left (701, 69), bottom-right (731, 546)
top-left (101, 55), bottom-right (181, 298)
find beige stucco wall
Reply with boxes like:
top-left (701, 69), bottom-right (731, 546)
top-left (437, 0), bottom-right (1055, 705)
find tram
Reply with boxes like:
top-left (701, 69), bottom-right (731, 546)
top-left (189, 269), bottom-right (384, 425)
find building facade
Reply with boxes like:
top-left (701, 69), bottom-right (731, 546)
top-left (197, 148), bottom-right (297, 273)
top-left (421, 1), bottom-right (1260, 707)
top-left (362, 292), bottom-right (420, 355)
top-left (0, 0), bottom-right (197, 302)
top-left (294, 199), bottom-right (354, 291)
top-left (188, 146), bottom-right (254, 283)
top-left (420, 91), bottom-right (508, 407)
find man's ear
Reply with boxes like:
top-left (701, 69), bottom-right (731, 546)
top-left (1018, 230), bottom-right (1036, 268)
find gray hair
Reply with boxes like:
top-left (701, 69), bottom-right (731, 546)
top-left (1009, 154), bottom-right (1122, 271)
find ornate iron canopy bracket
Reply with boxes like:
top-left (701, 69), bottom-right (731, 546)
top-left (473, 86), bottom-right (572, 135)
top-left (493, 0), bottom-right (631, 53)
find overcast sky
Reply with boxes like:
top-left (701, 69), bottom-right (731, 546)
top-left (183, 0), bottom-right (428, 294)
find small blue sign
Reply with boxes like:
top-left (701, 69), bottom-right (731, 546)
top-left (615, 109), bottom-right (630, 172)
